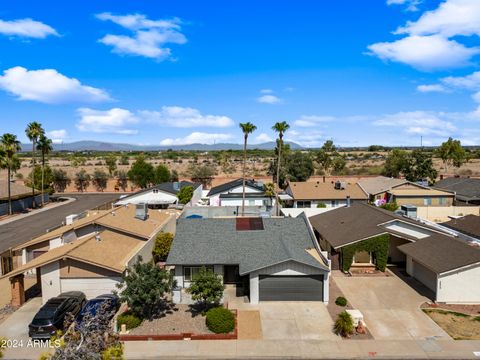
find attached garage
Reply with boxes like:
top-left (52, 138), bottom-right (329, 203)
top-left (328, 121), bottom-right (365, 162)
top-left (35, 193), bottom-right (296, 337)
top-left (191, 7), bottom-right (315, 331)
top-left (259, 275), bottom-right (323, 301)
top-left (411, 260), bottom-right (437, 292)
top-left (60, 277), bottom-right (121, 299)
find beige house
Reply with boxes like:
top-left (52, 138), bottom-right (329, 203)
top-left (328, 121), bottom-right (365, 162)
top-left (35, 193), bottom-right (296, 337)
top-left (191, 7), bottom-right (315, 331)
top-left (3, 205), bottom-right (180, 306)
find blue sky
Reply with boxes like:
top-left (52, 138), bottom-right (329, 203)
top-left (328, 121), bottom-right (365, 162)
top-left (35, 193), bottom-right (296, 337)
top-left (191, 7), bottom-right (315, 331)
top-left (1, 0), bottom-right (480, 147)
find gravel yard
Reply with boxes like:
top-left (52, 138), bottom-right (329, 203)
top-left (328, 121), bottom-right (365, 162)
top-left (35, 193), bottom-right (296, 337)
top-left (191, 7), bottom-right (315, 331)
top-left (129, 304), bottom-right (213, 335)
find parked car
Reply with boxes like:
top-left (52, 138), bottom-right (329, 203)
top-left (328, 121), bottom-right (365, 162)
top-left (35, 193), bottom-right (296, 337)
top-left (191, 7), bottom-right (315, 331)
top-left (75, 294), bottom-right (120, 327)
top-left (29, 291), bottom-right (86, 339)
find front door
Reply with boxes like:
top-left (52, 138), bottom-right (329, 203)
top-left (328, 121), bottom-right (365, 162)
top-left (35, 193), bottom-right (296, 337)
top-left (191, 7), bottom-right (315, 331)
top-left (223, 265), bottom-right (240, 284)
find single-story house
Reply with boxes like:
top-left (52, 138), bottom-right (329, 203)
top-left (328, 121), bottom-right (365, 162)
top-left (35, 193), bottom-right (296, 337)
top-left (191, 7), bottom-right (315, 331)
top-left (206, 178), bottom-right (273, 207)
top-left (434, 177), bottom-right (480, 205)
top-left (357, 176), bottom-right (454, 206)
top-left (0, 180), bottom-right (47, 216)
top-left (3, 205), bottom-right (180, 305)
top-left (442, 215), bottom-right (480, 242)
top-left (309, 203), bottom-right (480, 303)
top-left (285, 180), bottom-right (368, 208)
top-left (167, 214), bottom-right (330, 304)
top-left (115, 181), bottom-right (202, 208)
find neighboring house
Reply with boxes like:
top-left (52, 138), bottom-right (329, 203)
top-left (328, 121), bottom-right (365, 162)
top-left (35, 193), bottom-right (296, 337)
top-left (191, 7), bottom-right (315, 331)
top-left (3, 205), bottom-right (180, 305)
top-left (434, 177), bottom-right (480, 205)
top-left (206, 178), bottom-right (273, 207)
top-left (115, 181), bottom-right (202, 208)
top-left (442, 215), bottom-right (480, 242)
top-left (167, 215), bottom-right (330, 304)
top-left (182, 206), bottom-right (271, 218)
top-left (285, 180), bottom-right (368, 208)
top-left (357, 176), bottom-right (454, 207)
top-left (0, 180), bottom-right (47, 216)
top-left (309, 203), bottom-right (480, 303)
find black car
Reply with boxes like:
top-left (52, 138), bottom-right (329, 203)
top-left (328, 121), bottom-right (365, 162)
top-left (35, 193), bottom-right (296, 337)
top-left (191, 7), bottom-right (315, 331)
top-left (29, 291), bottom-right (86, 339)
top-left (75, 294), bottom-right (120, 327)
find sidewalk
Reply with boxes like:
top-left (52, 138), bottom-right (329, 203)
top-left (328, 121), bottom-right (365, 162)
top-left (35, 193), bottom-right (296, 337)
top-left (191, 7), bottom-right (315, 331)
top-left (0, 197), bottom-right (75, 226)
top-left (124, 339), bottom-right (480, 359)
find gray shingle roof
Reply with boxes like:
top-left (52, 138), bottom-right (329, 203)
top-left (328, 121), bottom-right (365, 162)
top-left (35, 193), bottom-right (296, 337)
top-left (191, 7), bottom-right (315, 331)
top-left (443, 215), bottom-right (480, 239)
top-left (118, 181), bottom-right (200, 201)
top-left (398, 235), bottom-right (480, 274)
top-left (435, 177), bottom-right (480, 202)
top-left (207, 179), bottom-right (264, 197)
top-left (166, 214), bottom-right (329, 275)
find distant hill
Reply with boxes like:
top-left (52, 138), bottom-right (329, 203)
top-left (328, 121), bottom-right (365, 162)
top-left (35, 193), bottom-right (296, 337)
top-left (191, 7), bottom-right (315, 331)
top-left (19, 140), bottom-right (302, 152)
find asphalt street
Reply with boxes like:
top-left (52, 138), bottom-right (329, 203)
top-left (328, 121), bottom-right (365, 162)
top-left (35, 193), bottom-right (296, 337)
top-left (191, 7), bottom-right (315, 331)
top-left (0, 193), bottom-right (122, 254)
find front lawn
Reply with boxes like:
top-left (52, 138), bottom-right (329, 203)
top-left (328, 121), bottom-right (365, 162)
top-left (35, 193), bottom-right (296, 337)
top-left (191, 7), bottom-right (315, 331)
top-left (423, 309), bottom-right (480, 340)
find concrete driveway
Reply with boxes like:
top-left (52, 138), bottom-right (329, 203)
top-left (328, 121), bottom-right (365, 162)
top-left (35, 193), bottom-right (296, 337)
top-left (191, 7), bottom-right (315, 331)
top-left (0, 297), bottom-right (47, 359)
top-left (334, 274), bottom-right (450, 341)
top-left (258, 302), bottom-right (337, 340)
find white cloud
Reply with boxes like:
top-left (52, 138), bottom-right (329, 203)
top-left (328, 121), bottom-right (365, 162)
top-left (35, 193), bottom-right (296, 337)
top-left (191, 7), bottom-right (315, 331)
top-left (386, 0), bottom-right (422, 12)
top-left (257, 94), bottom-right (282, 104)
top-left (254, 133), bottom-right (274, 143)
top-left (285, 130), bottom-right (324, 147)
top-left (260, 89), bottom-right (274, 94)
top-left (294, 115), bottom-right (335, 127)
top-left (96, 13), bottom-right (186, 60)
top-left (374, 111), bottom-right (457, 136)
top-left (0, 18), bottom-right (58, 39)
top-left (47, 129), bottom-right (68, 144)
top-left (395, 0), bottom-right (480, 37)
top-left (416, 84), bottom-right (448, 93)
top-left (139, 106), bottom-right (234, 127)
top-left (76, 108), bottom-right (139, 134)
top-left (0, 66), bottom-right (111, 104)
top-left (367, 35), bottom-right (479, 71)
top-left (159, 132), bottom-right (233, 146)
top-left (441, 71), bottom-right (480, 89)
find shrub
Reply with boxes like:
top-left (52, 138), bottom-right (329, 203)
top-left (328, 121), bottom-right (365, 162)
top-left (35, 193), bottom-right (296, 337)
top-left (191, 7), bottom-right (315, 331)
top-left (187, 266), bottom-right (224, 308)
top-left (334, 311), bottom-right (354, 337)
top-left (117, 311), bottom-right (143, 330)
top-left (206, 307), bottom-right (235, 334)
top-left (177, 186), bottom-right (194, 205)
top-left (152, 232), bottom-right (174, 263)
top-left (335, 296), bottom-right (347, 307)
top-left (102, 344), bottom-right (124, 360)
top-left (316, 202), bottom-right (326, 208)
top-left (0, 337), bottom-right (6, 358)
top-left (379, 202), bottom-right (399, 212)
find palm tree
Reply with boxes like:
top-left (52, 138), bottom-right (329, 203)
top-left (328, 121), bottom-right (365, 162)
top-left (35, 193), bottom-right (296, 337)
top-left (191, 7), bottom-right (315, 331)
top-left (272, 121), bottom-right (290, 215)
top-left (239, 122), bottom-right (257, 216)
top-left (25, 122), bottom-right (44, 208)
top-left (0, 133), bottom-right (22, 215)
top-left (37, 134), bottom-right (53, 205)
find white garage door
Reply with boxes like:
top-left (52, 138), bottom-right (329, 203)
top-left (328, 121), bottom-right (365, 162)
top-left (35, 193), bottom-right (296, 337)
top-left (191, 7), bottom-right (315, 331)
top-left (413, 261), bottom-right (437, 292)
top-left (61, 277), bottom-right (122, 299)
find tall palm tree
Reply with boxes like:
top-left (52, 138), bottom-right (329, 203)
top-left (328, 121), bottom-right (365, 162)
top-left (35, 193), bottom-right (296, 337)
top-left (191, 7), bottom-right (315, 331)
top-left (0, 133), bottom-right (22, 215)
top-left (25, 122), bottom-right (44, 208)
top-left (37, 134), bottom-right (53, 206)
top-left (239, 122), bottom-right (257, 216)
top-left (272, 121), bottom-right (290, 215)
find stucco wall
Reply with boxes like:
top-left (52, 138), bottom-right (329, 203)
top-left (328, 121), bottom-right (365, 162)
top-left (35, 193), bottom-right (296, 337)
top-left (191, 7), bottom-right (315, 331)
top-left (41, 261), bottom-right (61, 304)
top-left (416, 206), bottom-right (480, 222)
top-left (394, 196), bottom-right (454, 207)
top-left (437, 264), bottom-right (480, 303)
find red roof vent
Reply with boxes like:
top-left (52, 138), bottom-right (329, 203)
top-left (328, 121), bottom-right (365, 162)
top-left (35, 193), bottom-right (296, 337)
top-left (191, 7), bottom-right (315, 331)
top-left (236, 217), bottom-right (264, 231)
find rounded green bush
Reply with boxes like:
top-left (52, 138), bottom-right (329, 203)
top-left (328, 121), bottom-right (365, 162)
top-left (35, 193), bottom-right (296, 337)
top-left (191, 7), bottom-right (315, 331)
top-left (335, 296), bottom-right (347, 307)
top-left (205, 307), bottom-right (235, 334)
top-left (117, 311), bottom-right (143, 330)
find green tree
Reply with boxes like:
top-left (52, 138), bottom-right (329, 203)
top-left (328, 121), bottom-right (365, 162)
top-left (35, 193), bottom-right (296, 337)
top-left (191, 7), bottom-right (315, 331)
top-left (115, 170), bottom-right (129, 192)
top-left (127, 155), bottom-right (154, 189)
top-left (187, 164), bottom-right (216, 187)
top-left (316, 140), bottom-right (345, 175)
top-left (26, 165), bottom-right (54, 194)
top-left (116, 258), bottom-right (175, 319)
top-left (154, 164), bottom-right (171, 184)
top-left (119, 154), bottom-right (129, 166)
top-left (177, 185), bottom-right (194, 204)
top-left (152, 232), bottom-right (174, 263)
top-left (74, 170), bottom-right (91, 192)
top-left (268, 141), bottom-right (291, 188)
top-left (0, 133), bottom-right (22, 215)
top-left (37, 134), bottom-right (53, 205)
top-left (104, 154), bottom-right (117, 177)
top-left (187, 266), bottom-right (224, 309)
top-left (437, 137), bottom-right (467, 173)
top-left (286, 152), bottom-right (314, 182)
top-left (404, 149), bottom-right (438, 184)
top-left (382, 149), bottom-right (408, 178)
top-left (92, 169), bottom-right (108, 192)
top-left (239, 122), bottom-right (257, 216)
top-left (25, 121), bottom-right (44, 208)
top-left (272, 121), bottom-right (290, 215)
top-left (52, 169), bottom-right (71, 193)
top-left (170, 169), bottom-right (179, 182)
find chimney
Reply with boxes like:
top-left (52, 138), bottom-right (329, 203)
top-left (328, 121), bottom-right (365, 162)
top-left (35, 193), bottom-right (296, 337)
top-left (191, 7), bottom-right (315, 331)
top-left (95, 234), bottom-right (101, 242)
top-left (440, 174), bottom-right (444, 180)
top-left (323, 176), bottom-right (325, 183)
top-left (135, 203), bottom-right (148, 221)
top-left (346, 196), bottom-right (351, 207)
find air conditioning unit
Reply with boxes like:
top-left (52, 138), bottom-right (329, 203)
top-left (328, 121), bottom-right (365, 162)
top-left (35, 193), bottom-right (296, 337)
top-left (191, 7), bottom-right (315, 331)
top-left (334, 181), bottom-right (346, 190)
top-left (135, 203), bottom-right (148, 220)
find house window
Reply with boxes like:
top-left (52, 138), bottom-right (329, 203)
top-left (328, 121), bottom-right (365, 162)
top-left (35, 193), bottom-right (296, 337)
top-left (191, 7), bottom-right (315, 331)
top-left (297, 201), bottom-right (311, 208)
top-left (331, 200), bottom-right (339, 207)
top-left (439, 197), bottom-right (447, 205)
top-left (423, 198), bottom-right (432, 206)
top-left (184, 266), bottom-right (214, 282)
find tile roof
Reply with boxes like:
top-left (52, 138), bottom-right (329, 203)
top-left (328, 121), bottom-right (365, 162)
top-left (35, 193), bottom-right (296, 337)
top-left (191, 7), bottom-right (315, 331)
top-left (287, 181), bottom-right (367, 201)
top-left (207, 178), bottom-right (264, 197)
top-left (0, 180), bottom-right (38, 200)
top-left (434, 177), bottom-right (480, 202)
top-left (442, 215), bottom-right (480, 239)
top-left (166, 214), bottom-right (329, 275)
top-left (398, 235), bottom-right (480, 274)
top-left (357, 176), bottom-right (408, 195)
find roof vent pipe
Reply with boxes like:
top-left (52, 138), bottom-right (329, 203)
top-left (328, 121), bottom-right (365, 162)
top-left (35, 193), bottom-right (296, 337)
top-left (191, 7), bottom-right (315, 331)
top-left (346, 196), bottom-right (351, 207)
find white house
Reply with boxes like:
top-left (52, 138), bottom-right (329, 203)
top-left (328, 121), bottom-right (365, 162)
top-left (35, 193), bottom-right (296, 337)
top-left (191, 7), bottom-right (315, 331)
top-left (207, 178), bottom-right (273, 207)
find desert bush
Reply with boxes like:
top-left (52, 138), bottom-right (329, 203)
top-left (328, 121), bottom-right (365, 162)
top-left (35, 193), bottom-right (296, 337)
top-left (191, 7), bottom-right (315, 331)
top-left (117, 311), bottom-right (142, 330)
top-left (335, 296), bottom-right (347, 307)
top-left (334, 311), bottom-right (354, 337)
top-left (205, 307), bottom-right (235, 334)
